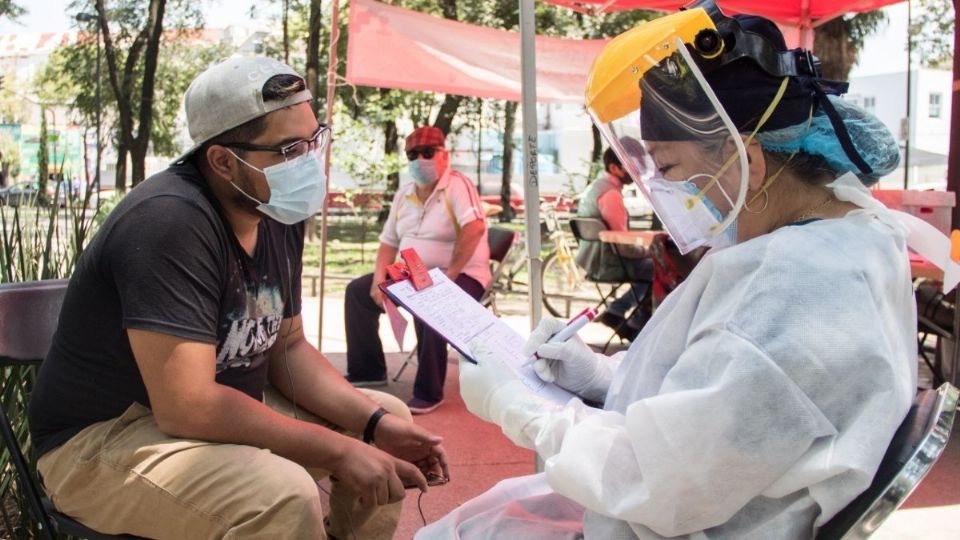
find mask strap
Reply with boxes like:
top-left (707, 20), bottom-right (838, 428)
top-left (688, 77), bottom-right (790, 209)
top-left (745, 102), bottom-right (816, 206)
top-left (225, 149), bottom-right (267, 205)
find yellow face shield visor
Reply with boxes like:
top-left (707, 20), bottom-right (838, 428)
top-left (585, 7), bottom-right (721, 124)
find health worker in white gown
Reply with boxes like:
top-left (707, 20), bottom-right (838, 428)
top-left (415, 2), bottom-right (949, 539)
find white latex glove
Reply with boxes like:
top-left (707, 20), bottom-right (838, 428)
top-left (459, 341), bottom-right (559, 449)
top-left (522, 317), bottom-right (614, 403)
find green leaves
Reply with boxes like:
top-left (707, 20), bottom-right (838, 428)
top-left (0, 0), bottom-right (25, 21)
top-left (910, 0), bottom-right (954, 69)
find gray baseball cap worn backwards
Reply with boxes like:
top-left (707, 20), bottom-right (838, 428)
top-left (174, 56), bottom-right (313, 164)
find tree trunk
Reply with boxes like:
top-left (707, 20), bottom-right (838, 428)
top-left (590, 122), bottom-right (603, 182)
top-left (813, 19), bottom-right (858, 81)
top-left (306, 0), bottom-right (323, 118)
top-left (433, 94), bottom-right (463, 135)
top-left (500, 101), bottom-right (518, 223)
top-left (948, 0), bottom-right (960, 229)
top-left (432, 0), bottom-right (461, 136)
top-left (97, 0), bottom-right (166, 190)
top-left (37, 108), bottom-right (49, 205)
top-left (129, 0), bottom-right (166, 187)
top-left (282, 0), bottom-right (290, 65)
top-left (115, 143), bottom-right (128, 194)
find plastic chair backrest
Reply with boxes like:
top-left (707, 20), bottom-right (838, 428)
top-left (487, 227), bottom-right (515, 264)
top-left (816, 382), bottom-right (959, 540)
top-left (568, 218), bottom-right (607, 243)
top-left (0, 279), bottom-right (68, 364)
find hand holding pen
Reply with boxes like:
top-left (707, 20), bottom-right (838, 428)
top-left (522, 308), bottom-right (597, 368)
top-left (521, 309), bottom-right (613, 402)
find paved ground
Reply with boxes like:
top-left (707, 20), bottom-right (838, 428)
top-left (302, 288), bottom-right (960, 540)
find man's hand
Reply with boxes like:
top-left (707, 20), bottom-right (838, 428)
top-left (328, 438), bottom-right (427, 507)
top-left (374, 415), bottom-right (450, 484)
top-left (369, 278), bottom-right (385, 308)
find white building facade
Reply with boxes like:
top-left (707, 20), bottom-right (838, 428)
top-left (848, 67), bottom-right (952, 190)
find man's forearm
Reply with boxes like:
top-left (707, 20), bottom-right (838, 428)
top-left (162, 383), bottom-right (355, 469)
top-left (446, 222), bottom-right (484, 276)
top-left (373, 243), bottom-right (399, 282)
top-left (268, 337), bottom-right (381, 434)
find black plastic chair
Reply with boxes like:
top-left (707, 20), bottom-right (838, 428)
top-left (568, 218), bottom-right (650, 351)
top-left (567, 218), bottom-right (640, 302)
top-left (0, 279), bottom-right (145, 539)
top-left (816, 382), bottom-right (958, 540)
top-left (915, 281), bottom-right (953, 386)
top-left (479, 226), bottom-right (518, 315)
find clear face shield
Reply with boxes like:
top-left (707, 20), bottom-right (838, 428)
top-left (591, 38), bottom-right (748, 254)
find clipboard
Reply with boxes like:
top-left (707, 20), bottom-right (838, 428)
top-left (378, 249), bottom-right (479, 363)
top-left (378, 249), bottom-right (576, 405)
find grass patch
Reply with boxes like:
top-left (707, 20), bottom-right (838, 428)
top-left (303, 215), bottom-right (382, 295)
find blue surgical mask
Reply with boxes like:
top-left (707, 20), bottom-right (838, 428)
top-left (409, 159), bottom-right (439, 185)
top-left (649, 174), bottom-right (736, 253)
top-left (228, 149), bottom-right (327, 225)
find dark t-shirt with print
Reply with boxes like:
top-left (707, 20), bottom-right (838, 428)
top-left (28, 161), bottom-right (303, 457)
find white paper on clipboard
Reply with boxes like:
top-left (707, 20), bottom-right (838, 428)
top-left (383, 268), bottom-right (575, 406)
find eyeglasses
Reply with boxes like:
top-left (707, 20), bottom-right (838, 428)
top-left (406, 147), bottom-right (442, 161)
top-left (225, 124), bottom-right (331, 160)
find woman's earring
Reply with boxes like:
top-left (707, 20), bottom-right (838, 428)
top-left (743, 189), bottom-right (769, 214)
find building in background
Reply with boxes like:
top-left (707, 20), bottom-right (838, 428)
top-left (848, 67), bottom-right (952, 190)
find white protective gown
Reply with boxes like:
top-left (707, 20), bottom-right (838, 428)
top-left (416, 174), bottom-right (918, 540)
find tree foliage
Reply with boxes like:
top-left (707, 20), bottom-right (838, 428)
top-left (63, 0), bottom-right (207, 190)
top-left (39, 3), bottom-right (225, 190)
top-left (911, 0), bottom-right (954, 69)
top-left (0, 0), bottom-right (25, 21)
top-left (0, 70), bottom-right (30, 124)
top-left (814, 11), bottom-right (887, 81)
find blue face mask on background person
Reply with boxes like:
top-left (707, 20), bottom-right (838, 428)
top-left (409, 159), bottom-right (439, 185)
top-left (649, 174), bottom-right (736, 252)
top-left (228, 149), bottom-right (327, 225)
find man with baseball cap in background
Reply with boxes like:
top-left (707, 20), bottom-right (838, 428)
top-left (344, 126), bottom-right (489, 414)
top-left (28, 56), bottom-right (447, 539)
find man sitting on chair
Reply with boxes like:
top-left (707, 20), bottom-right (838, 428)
top-left (576, 147), bottom-right (654, 339)
top-left (344, 126), bottom-right (490, 414)
top-left (27, 57), bottom-right (447, 540)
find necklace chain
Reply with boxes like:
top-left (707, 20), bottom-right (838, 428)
top-left (794, 196), bottom-right (834, 222)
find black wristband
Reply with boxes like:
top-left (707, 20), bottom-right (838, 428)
top-left (362, 407), bottom-right (388, 444)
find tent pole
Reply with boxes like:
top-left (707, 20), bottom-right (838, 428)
top-left (904, 0), bottom-right (913, 189)
top-left (318, 0), bottom-right (342, 352)
top-left (948, 0), bottom-right (960, 231)
top-left (520, 0), bottom-right (542, 330)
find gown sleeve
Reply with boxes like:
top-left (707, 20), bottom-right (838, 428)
top-left (529, 326), bottom-right (838, 537)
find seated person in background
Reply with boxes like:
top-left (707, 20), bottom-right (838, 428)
top-left (345, 126), bottom-right (490, 414)
top-left (576, 147), bottom-right (654, 338)
top-left (28, 57), bottom-right (447, 540)
top-left (417, 5), bottom-right (933, 539)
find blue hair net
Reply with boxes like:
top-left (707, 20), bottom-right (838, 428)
top-left (755, 95), bottom-right (900, 186)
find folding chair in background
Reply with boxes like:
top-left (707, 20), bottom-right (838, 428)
top-left (0, 279), bottom-right (144, 540)
top-left (568, 218), bottom-right (650, 351)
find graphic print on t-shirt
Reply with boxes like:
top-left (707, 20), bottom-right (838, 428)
top-left (216, 283), bottom-right (285, 372)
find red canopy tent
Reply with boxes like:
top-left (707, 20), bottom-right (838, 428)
top-left (544, 0), bottom-right (904, 47)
